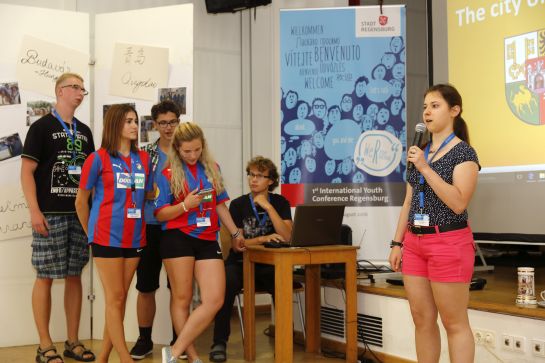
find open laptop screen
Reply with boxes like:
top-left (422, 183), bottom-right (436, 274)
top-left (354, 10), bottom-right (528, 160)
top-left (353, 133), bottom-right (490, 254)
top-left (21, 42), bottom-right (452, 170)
top-left (290, 204), bottom-right (345, 247)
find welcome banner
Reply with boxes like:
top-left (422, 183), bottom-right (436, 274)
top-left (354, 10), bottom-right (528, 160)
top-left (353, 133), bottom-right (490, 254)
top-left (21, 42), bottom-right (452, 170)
top-left (280, 6), bottom-right (407, 207)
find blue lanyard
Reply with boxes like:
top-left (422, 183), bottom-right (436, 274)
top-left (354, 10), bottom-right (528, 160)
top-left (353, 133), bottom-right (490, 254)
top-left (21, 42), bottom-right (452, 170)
top-left (249, 193), bottom-right (270, 226)
top-left (418, 133), bottom-right (456, 212)
top-left (117, 152), bottom-right (140, 207)
top-left (52, 109), bottom-right (77, 160)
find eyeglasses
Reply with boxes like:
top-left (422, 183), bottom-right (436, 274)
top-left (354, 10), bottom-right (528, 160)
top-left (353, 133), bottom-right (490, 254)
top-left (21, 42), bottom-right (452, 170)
top-left (247, 172), bottom-right (271, 181)
top-left (61, 84), bottom-right (89, 96)
top-left (313, 104), bottom-right (326, 109)
top-left (156, 119), bottom-right (180, 128)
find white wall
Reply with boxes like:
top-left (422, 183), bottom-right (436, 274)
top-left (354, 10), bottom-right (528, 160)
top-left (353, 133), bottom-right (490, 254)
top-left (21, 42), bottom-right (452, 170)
top-left (432, 0), bottom-right (449, 83)
top-left (321, 288), bottom-right (545, 363)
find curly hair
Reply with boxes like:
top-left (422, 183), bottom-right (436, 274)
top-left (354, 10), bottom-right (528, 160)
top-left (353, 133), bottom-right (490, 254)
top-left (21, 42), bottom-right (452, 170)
top-left (246, 156), bottom-right (279, 191)
top-left (151, 100), bottom-right (180, 121)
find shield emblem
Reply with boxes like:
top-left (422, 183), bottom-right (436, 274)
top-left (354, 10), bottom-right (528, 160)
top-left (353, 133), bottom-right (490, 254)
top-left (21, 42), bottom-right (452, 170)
top-left (504, 29), bottom-right (545, 125)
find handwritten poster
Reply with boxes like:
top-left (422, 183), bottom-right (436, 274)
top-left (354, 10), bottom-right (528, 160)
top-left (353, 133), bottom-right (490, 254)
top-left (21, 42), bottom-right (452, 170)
top-left (280, 6), bottom-right (407, 206)
top-left (16, 35), bottom-right (89, 97)
top-left (110, 43), bottom-right (169, 101)
top-left (0, 185), bottom-right (31, 241)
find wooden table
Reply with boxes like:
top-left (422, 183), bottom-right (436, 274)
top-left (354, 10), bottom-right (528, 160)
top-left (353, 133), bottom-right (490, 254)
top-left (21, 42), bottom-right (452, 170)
top-left (243, 245), bottom-right (358, 362)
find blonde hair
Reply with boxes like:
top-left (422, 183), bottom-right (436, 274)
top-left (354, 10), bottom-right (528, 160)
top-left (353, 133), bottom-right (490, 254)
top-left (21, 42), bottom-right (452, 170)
top-left (55, 72), bottom-right (84, 93)
top-left (168, 122), bottom-right (224, 198)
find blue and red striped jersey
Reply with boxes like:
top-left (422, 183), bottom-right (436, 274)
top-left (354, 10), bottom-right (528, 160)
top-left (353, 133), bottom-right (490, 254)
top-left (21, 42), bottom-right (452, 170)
top-left (154, 162), bottom-right (229, 241)
top-left (79, 148), bottom-right (153, 248)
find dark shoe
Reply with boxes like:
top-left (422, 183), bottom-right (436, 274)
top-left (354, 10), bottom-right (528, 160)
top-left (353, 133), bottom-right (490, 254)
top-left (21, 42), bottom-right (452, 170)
top-left (63, 341), bottom-right (95, 362)
top-left (36, 345), bottom-right (63, 363)
top-left (130, 336), bottom-right (153, 360)
top-left (209, 342), bottom-right (226, 363)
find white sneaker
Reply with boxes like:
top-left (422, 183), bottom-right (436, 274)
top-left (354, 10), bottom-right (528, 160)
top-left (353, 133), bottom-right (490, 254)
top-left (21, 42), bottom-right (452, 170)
top-left (162, 346), bottom-right (177, 363)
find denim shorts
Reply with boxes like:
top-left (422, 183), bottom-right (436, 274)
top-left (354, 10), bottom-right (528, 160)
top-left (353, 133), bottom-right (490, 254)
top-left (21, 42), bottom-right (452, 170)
top-left (31, 214), bottom-right (89, 279)
top-left (401, 226), bottom-right (475, 283)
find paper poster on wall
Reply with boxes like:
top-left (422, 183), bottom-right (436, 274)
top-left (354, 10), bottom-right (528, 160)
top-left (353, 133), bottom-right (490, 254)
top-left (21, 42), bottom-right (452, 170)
top-left (0, 82), bottom-right (21, 106)
top-left (0, 184), bottom-right (31, 241)
top-left (0, 132), bottom-right (23, 162)
top-left (159, 87), bottom-right (187, 114)
top-left (16, 35), bottom-right (89, 97)
top-left (110, 43), bottom-right (169, 101)
top-left (26, 100), bottom-right (54, 126)
top-left (280, 6), bottom-right (407, 207)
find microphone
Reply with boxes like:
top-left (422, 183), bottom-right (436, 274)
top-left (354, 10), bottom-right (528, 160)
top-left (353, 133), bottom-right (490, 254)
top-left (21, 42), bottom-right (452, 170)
top-left (407, 123), bottom-right (426, 171)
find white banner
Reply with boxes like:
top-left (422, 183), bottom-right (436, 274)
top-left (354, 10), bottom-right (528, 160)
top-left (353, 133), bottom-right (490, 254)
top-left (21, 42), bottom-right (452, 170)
top-left (0, 185), bottom-right (31, 241)
top-left (16, 35), bottom-right (89, 97)
top-left (110, 42), bottom-right (169, 101)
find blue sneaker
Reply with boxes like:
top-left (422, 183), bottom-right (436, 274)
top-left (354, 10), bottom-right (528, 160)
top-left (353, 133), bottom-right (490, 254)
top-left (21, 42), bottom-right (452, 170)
top-left (161, 346), bottom-right (177, 363)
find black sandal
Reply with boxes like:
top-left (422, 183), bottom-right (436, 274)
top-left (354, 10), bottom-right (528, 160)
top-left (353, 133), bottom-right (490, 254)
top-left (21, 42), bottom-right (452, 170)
top-left (63, 340), bottom-right (95, 362)
top-left (36, 345), bottom-right (63, 363)
top-left (209, 342), bottom-right (227, 362)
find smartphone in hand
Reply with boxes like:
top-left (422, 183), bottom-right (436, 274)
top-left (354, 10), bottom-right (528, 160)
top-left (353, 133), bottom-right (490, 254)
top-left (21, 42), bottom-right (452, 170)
top-left (197, 188), bottom-right (214, 201)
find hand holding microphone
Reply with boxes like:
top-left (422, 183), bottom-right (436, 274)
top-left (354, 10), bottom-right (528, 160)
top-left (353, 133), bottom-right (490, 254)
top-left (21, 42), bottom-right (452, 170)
top-left (407, 123), bottom-right (427, 171)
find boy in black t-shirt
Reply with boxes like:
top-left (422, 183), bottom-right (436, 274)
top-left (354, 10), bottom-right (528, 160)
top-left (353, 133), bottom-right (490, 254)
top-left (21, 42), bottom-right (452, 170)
top-left (21, 73), bottom-right (95, 363)
top-left (209, 156), bottom-right (292, 363)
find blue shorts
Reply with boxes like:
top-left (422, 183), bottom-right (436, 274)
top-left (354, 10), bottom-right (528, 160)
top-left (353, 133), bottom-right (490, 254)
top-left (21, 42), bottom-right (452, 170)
top-left (31, 214), bottom-right (89, 279)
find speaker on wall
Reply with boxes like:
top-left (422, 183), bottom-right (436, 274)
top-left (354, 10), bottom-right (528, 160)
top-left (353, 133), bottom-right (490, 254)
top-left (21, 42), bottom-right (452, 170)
top-left (205, 0), bottom-right (272, 14)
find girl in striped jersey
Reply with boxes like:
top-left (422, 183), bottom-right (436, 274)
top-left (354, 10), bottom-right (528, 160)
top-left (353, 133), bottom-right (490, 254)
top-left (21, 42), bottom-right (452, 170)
top-left (76, 104), bottom-right (153, 363)
top-left (154, 122), bottom-right (242, 363)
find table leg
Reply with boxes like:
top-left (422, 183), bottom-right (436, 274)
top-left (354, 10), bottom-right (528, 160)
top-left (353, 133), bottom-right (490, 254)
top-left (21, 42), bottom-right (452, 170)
top-left (243, 252), bottom-right (256, 361)
top-left (275, 257), bottom-right (293, 363)
top-left (305, 264), bottom-right (320, 353)
top-left (345, 254), bottom-right (358, 362)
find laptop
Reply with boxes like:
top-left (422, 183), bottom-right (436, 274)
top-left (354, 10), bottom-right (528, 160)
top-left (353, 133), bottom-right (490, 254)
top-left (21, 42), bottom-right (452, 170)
top-left (290, 204), bottom-right (345, 247)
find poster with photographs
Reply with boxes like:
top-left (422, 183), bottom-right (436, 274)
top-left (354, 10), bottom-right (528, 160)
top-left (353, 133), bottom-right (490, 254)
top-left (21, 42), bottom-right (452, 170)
top-left (0, 82), bottom-right (21, 106)
top-left (27, 100), bottom-right (54, 126)
top-left (0, 132), bottom-right (23, 162)
top-left (159, 87), bottom-right (186, 115)
top-left (103, 103), bottom-right (136, 119)
top-left (140, 115), bottom-right (159, 144)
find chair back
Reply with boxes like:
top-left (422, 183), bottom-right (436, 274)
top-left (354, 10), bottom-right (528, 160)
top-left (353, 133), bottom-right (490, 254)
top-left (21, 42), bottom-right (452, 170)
top-left (219, 224), bottom-right (232, 260)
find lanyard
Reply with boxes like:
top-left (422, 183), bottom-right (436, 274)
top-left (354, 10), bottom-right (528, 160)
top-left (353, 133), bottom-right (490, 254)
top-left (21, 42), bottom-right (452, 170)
top-left (418, 132), bottom-right (455, 212)
top-left (249, 193), bottom-right (270, 226)
top-left (52, 109), bottom-right (77, 160)
top-left (117, 152), bottom-right (139, 207)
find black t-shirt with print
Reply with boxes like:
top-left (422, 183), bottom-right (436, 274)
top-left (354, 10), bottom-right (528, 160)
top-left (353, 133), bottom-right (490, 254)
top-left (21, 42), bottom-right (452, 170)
top-left (22, 113), bottom-right (95, 214)
top-left (229, 192), bottom-right (292, 254)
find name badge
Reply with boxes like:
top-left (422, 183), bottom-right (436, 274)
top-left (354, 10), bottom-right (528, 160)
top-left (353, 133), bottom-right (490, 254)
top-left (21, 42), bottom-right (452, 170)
top-left (127, 208), bottom-right (141, 219)
top-left (196, 217), bottom-right (211, 227)
top-left (414, 213), bottom-right (430, 227)
top-left (68, 165), bottom-right (82, 175)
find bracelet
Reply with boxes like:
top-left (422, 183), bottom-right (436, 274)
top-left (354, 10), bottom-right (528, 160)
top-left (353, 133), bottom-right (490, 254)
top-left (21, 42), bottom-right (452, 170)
top-left (181, 201), bottom-right (188, 213)
top-left (390, 240), bottom-right (403, 248)
top-left (231, 230), bottom-right (241, 239)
